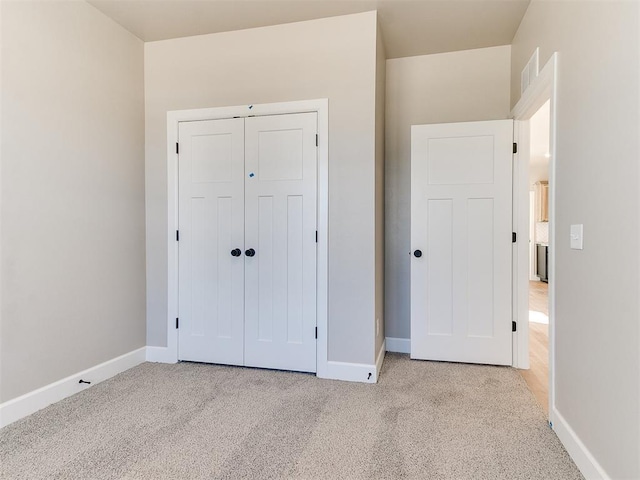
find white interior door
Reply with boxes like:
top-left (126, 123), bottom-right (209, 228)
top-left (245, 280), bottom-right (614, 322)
top-left (244, 113), bottom-right (318, 373)
top-left (410, 120), bottom-right (513, 366)
top-left (178, 118), bottom-right (245, 365)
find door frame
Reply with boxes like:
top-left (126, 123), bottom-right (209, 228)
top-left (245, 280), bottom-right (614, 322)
top-left (165, 99), bottom-right (329, 377)
top-left (511, 53), bottom-right (558, 420)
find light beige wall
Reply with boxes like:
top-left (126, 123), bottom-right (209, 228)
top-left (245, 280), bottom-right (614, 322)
top-left (529, 101), bottom-right (550, 186)
top-left (0, 1), bottom-right (146, 402)
top-left (385, 46), bottom-right (512, 339)
top-left (512, 2), bottom-right (640, 478)
top-left (145, 12), bottom-right (380, 364)
top-left (375, 21), bottom-right (386, 358)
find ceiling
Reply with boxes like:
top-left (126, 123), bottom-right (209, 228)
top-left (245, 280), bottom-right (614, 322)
top-left (88, 0), bottom-right (530, 59)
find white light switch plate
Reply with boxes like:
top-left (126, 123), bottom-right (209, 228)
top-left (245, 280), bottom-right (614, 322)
top-left (570, 224), bottom-right (584, 250)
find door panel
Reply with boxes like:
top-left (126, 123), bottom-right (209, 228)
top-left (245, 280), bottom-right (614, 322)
top-left (178, 118), bottom-right (245, 365)
top-left (257, 195), bottom-right (274, 342)
top-left (244, 113), bottom-right (318, 373)
top-left (286, 195), bottom-right (305, 344)
top-left (426, 199), bottom-right (453, 336)
top-left (411, 120), bottom-right (513, 366)
top-left (467, 198), bottom-right (495, 338)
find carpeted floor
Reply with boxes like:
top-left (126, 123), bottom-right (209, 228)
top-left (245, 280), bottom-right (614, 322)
top-left (0, 353), bottom-right (582, 479)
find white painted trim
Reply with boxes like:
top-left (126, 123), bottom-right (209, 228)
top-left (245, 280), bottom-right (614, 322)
top-left (0, 347), bottom-right (146, 428)
top-left (511, 119), bottom-right (530, 370)
top-left (511, 53), bottom-right (558, 419)
top-left (547, 55), bottom-right (559, 422)
top-left (323, 361), bottom-right (378, 384)
top-left (322, 342), bottom-right (386, 384)
top-left (512, 52), bottom-right (556, 120)
top-left (385, 337), bottom-right (411, 354)
top-left (552, 408), bottom-right (610, 480)
top-left (146, 346), bottom-right (177, 364)
top-left (166, 99), bottom-right (329, 378)
top-left (318, 339), bottom-right (387, 383)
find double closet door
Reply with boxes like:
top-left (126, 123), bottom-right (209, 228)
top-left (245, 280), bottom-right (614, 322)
top-left (178, 113), bottom-right (318, 373)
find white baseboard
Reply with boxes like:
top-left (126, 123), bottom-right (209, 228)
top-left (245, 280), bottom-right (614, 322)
top-left (322, 360), bottom-right (377, 383)
top-left (321, 341), bottom-right (386, 384)
top-left (386, 337), bottom-right (410, 354)
top-left (145, 346), bottom-right (177, 363)
top-left (552, 407), bottom-right (610, 480)
top-left (0, 340), bottom-right (388, 428)
top-left (0, 347), bottom-right (146, 429)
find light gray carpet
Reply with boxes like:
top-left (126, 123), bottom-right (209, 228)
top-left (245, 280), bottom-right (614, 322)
top-left (0, 353), bottom-right (582, 479)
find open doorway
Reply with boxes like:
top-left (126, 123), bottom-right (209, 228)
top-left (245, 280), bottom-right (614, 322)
top-left (512, 52), bottom-right (558, 424)
top-left (520, 100), bottom-right (550, 414)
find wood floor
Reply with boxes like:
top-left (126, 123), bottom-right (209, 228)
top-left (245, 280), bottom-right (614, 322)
top-left (519, 280), bottom-right (549, 415)
top-left (528, 280), bottom-right (549, 316)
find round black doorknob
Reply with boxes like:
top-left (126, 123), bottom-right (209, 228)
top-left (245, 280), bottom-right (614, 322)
top-left (245, 248), bottom-right (256, 257)
top-left (414, 250), bottom-right (422, 258)
top-left (230, 248), bottom-right (241, 257)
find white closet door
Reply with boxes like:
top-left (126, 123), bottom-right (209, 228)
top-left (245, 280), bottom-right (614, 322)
top-left (244, 113), bottom-right (318, 373)
top-left (410, 120), bottom-right (513, 366)
top-left (178, 118), bottom-right (245, 365)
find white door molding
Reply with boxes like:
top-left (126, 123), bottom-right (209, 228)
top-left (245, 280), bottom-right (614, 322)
top-left (511, 53), bottom-right (558, 419)
top-left (165, 99), bottom-right (329, 378)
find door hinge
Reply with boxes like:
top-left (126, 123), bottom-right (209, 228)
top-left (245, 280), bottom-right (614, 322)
top-left (176, 230), bottom-right (180, 241)
top-left (315, 134), bottom-right (318, 147)
top-left (315, 230), bottom-right (318, 243)
top-left (176, 318), bottom-right (179, 329)
top-left (513, 142), bottom-right (518, 154)
top-left (512, 232), bottom-right (517, 243)
top-left (315, 327), bottom-right (318, 339)
top-left (176, 143), bottom-right (179, 155)
top-left (512, 321), bottom-right (517, 332)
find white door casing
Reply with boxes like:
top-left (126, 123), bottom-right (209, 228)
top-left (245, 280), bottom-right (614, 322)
top-left (410, 119), bottom-right (513, 366)
top-left (177, 112), bottom-right (318, 373)
top-left (244, 113), bottom-right (318, 372)
top-left (178, 118), bottom-right (245, 365)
